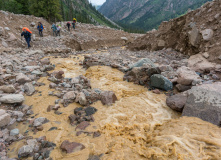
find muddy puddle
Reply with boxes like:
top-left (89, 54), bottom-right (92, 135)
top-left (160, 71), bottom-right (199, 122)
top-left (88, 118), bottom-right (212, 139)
top-left (8, 51), bottom-right (221, 160)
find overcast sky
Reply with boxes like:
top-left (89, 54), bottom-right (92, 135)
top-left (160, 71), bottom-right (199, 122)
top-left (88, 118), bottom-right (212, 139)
top-left (90, 0), bottom-right (106, 5)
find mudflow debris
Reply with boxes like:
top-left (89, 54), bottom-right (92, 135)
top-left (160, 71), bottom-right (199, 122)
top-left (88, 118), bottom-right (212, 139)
top-left (0, 1), bottom-right (221, 159)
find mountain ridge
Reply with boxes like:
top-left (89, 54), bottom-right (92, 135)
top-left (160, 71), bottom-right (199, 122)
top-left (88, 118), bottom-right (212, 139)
top-left (99, 0), bottom-right (213, 31)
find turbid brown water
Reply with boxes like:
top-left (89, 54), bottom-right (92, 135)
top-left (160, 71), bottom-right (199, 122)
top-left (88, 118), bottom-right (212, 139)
top-left (8, 51), bottom-right (221, 160)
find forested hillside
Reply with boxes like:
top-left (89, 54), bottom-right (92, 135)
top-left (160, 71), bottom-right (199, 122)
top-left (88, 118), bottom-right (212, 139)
top-left (99, 0), bottom-right (213, 31)
top-left (0, 0), bottom-right (118, 28)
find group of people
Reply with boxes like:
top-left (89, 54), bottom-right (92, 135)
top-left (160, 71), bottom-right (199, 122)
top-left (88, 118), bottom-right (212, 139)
top-left (21, 18), bottom-right (77, 48)
top-left (51, 24), bottom-right (61, 37)
top-left (66, 18), bottom-right (77, 31)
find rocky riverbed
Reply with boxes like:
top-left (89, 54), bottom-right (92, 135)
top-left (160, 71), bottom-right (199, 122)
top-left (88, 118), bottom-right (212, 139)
top-left (0, 2), bottom-right (221, 159)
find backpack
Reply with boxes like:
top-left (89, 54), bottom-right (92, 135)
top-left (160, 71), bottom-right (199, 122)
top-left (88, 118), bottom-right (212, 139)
top-left (22, 27), bottom-right (32, 34)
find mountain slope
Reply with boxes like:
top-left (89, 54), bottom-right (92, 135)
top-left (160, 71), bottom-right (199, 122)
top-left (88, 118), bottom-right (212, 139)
top-left (0, 0), bottom-right (119, 28)
top-left (60, 0), bottom-right (118, 28)
top-left (99, 0), bottom-right (212, 31)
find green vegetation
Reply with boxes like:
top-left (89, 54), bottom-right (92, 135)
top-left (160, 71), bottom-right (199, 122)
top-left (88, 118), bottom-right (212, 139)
top-left (0, 0), bottom-right (119, 28)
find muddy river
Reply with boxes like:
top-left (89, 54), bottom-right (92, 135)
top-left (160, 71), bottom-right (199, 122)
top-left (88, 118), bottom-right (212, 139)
top-left (8, 52), bottom-right (221, 160)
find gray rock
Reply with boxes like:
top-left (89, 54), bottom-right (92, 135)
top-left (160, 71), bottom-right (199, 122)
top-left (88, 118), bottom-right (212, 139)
top-left (150, 74), bottom-right (173, 91)
top-left (12, 111), bottom-right (24, 121)
top-left (2, 41), bottom-right (8, 48)
top-left (18, 145), bottom-right (33, 157)
top-left (101, 91), bottom-right (117, 106)
top-left (30, 22), bottom-right (35, 27)
top-left (78, 92), bottom-right (87, 106)
top-left (176, 84), bottom-right (191, 92)
top-left (0, 94), bottom-right (25, 104)
top-left (4, 27), bottom-right (10, 31)
top-left (177, 66), bottom-right (201, 86)
top-left (63, 91), bottom-right (76, 100)
top-left (182, 82), bottom-right (221, 126)
top-left (0, 26), bottom-right (4, 36)
top-left (121, 37), bottom-right (128, 41)
top-left (31, 70), bottom-right (43, 76)
top-left (88, 155), bottom-right (100, 160)
top-left (0, 85), bottom-right (16, 93)
top-left (24, 83), bottom-right (35, 96)
top-left (28, 50), bottom-right (44, 55)
top-left (128, 58), bottom-right (155, 71)
top-left (188, 26), bottom-right (201, 47)
top-left (201, 29), bottom-right (213, 41)
top-left (0, 109), bottom-right (11, 127)
top-left (166, 94), bottom-right (187, 112)
top-left (16, 73), bottom-right (31, 84)
top-left (10, 128), bottom-right (19, 136)
top-left (33, 117), bottom-right (47, 127)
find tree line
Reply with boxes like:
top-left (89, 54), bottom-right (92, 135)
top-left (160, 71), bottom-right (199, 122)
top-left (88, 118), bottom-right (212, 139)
top-left (0, 0), bottom-right (94, 23)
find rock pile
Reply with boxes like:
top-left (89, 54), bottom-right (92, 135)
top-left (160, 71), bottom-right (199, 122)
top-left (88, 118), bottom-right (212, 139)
top-left (129, 0), bottom-right (221, 65)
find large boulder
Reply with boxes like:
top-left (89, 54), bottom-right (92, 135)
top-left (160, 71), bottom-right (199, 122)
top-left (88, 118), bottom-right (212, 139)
top-left (0, 109), bottom-right (11, 127)
top-left (182, 82), bottom-right (221, 126)
top-left (0, 94), bottom-right (25, 104)
top-left (166, 94), bottom-right (187, 112)
top-left (60, 140), bottom-right (85, 154)
top-left (150, 74), bottom-right (173, 91)
top-left (177, 66), bottom-right (201, 86)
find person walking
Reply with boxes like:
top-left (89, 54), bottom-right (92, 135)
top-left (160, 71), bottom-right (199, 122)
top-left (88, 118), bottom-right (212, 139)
top-left (51, 23), bottom-right (57, 36)
top-left (21, 29), bottom-right (31, 48)
top-left (72, 18), bottom-right (77, 29)
top-left (57, 25), bottom-right (61, 36)
top-left (66, 22), bottom-right (71, 31)
top-left (37, 22), bottom-right (44, 37)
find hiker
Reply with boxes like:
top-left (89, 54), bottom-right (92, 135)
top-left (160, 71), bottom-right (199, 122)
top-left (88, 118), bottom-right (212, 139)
top-left (37, 22), bottom-right (44, 37)
top-left (51, 23), bottom-right (57, 36)
top-left (66, 22), bottom-right (71, 31)
top-left (21, 29), bottom-right (31, 48)
top-left (72, 18), bottom-right (77, 29)
top-left (57, 25), bottom-right (61, 36)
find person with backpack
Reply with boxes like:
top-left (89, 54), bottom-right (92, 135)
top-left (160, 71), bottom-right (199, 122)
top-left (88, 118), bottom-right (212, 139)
top-left (37, 22), bottom-right (44, 37)
top-left (21, 28), bottom-right (31, 48)
top-left (72, 18), bottom-right (77, 29)
top-left (51, 23), bottom-right (57, 36)
top-left (57, 25), bottom-right (61, 36)
top-left (67, 22), bottom-right (71, 31)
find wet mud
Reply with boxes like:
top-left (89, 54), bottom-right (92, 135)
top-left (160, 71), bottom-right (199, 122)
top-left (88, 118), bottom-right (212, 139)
top-left (7, 52), bottom-right (221, 160)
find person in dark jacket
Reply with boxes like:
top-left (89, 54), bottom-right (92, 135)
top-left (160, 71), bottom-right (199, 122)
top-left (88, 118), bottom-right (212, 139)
top-left (72, 19), bottom-right (76, 29)
top-left (67, 22), bottom-right (71, 31)
top-left (21, 29), bottom-right (31, 48)
top-left (37, 22), bottom-right (44, 37)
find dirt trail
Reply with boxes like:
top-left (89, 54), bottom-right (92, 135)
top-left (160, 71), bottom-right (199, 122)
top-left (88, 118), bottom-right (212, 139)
top-left (7, 50), bottom-right (221, 160)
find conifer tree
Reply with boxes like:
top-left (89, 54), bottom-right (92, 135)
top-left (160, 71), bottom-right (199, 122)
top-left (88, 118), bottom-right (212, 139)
top-left (29, 0), bottom-right (61, 22)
